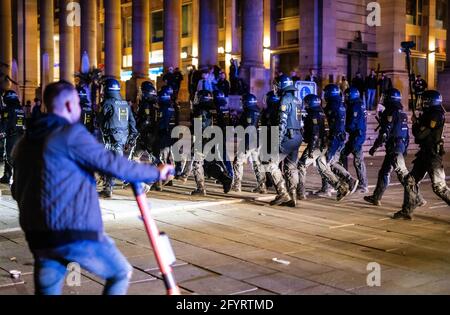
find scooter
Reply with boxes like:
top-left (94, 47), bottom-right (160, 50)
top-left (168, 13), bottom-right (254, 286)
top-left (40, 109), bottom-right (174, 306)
top-left (131, 182), bottom-right (181, 295)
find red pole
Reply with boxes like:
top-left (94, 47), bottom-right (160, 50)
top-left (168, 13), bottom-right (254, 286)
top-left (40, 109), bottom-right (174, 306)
top-left (132, 183), bottom-right (181, 295)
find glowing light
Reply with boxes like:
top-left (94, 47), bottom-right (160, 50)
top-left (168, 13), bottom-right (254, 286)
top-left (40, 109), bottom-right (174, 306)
top-left (218, 47), bottom-right (225, 54)
top-left (181, 52), bottom-right (188, 59)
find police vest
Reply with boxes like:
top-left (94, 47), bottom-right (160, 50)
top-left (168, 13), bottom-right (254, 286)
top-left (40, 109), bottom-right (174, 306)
top-left (281, 94), bottom-right (302, 130)
top-left (110, 100), bottom-right (130, 131)
top-left (391, 110), bottom-right (409, 140)
top-left (243, 107), bottom-right (261, 128)
top-left (81, 109), bottom-right (94, 132)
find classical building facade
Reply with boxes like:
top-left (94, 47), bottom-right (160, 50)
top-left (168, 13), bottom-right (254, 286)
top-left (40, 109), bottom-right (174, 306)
top-left (0, 0), bottom-right (449, 104)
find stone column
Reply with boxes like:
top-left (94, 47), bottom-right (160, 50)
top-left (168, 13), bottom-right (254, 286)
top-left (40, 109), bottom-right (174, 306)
top-left (299, 0), bottom-right (337, 85)
top-left (59, 0), bottom-right (75, 83)
top-left (377, 0), bottom-right (408, 101)
top-left (132, 0), bottom-right (150, 79)
top-left (40, 0), bottom-right (54, 86)
top-left (81, 0), bottom-right (98, 68)
top-left (17, 0), bottom-right (39, 101)
top-left (0, 0), bottom-right (13, 79)
top-left (224, 0), bottom-right (237, 77)
top-left (127, 0), bottom-right (150, 102)
top-left (163, 0), bottom-right (181, 70)
top-left (199, 0), bottom-right (219, 68)
top-left (104, 0), bottom-right (122, 79)
top-left (241, 0), bottom-right (264, 69)
top-left (240, 0), bottom-right (269, 102)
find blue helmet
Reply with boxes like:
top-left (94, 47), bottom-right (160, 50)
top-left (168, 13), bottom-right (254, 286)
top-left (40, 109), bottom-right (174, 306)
top-left (159, 86), bottom-right (173, 102)
top-left (242, 93), bottom-right (258, 109)
top-left (278, 75), bottom-right (296, 92)
top-left (344, 87), bottom-right (360, 102)
top-left (3, 90), bottom-right (19, 103)
top-left (303, 94), bottom-right (322, 109)
top-left (386, 88), bottom-right (402, 103)
top-left (324, 84), bottom-right (341, 101)
top-left (421, 90), bottom-right (443, 110)
top-left (104, 78), bottom-right (121, 96)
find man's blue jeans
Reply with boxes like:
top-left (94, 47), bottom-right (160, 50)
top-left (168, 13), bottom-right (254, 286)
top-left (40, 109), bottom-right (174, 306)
top-left (366, 89), bottom-right (376, 110)
top-left (32, 235), bottom-right (132, 295)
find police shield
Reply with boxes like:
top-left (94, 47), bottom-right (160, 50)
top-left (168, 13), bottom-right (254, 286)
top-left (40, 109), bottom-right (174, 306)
top-left (295, 81), bottom-right (318, 104)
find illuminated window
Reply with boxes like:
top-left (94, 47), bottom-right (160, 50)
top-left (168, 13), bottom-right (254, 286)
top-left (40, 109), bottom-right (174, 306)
top-left (406, 0), bottom-right (423, 26)
top-left (124, 16), bottom-right (132, 48)
top-left (182, 4), bottom-right (192, 38)
top-left (152, 10), bottom-right (164, 43)
top-left (276, 0), bottom-right (299, 20)
top-left (436, 0), bottom-right (448, 29)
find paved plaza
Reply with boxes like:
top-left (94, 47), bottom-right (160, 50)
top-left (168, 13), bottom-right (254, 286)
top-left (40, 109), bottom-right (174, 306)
top-left (1, 155), bottom-right (450, 295)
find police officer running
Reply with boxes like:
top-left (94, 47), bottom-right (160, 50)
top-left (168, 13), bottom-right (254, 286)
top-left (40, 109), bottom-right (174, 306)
top-left (191, 90), bottom-right (232, 196)
top-left (364, 88), bottom-right (412, 207)
top-left (393, 90), bottom-right (450, 220)
top-left (267, 75), bottom-right (303, 207)
top-left (99, 78), bottom-right (138, 198)
top-left (318, 84), bottom-right (359, 197)
top-left (0, 90), bottom-right (25, 184)
top-left (297, 94), bottom-right (352, 201)
top-left (340, 87), bottom-right (369, 193)
top-left (231, 93), bottom-right (267, 194)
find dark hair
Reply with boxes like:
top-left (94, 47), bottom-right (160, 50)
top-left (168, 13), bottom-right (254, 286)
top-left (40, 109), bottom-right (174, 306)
top-left (43, 80), bottom-right (76, 111)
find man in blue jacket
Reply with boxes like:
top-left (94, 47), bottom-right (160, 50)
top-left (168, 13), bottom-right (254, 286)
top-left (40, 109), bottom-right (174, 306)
top-left (11, 81), bottom-right (174, 295)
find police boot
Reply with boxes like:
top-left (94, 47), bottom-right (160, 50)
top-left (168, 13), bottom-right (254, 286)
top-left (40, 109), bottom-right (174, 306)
top-left (252, 182), bottom-right (268, 194)
top-left (99, 187), bottom-right (112, 199)
top-left (270, 182), bottom-right (291, 206)
top-left (191, 188), bottom-right (207, 197)
top-left (297, 185), bottom-right (307, 200)
top-left (0, 175), bottom-right (11, 185)
top-left (222, 175), bottom-right (233, 194)
top-left (336, 183), bottom-right (350, 202)
top-left (363, 195), bottom-right (381, 207)
top-left (206, 162), bottom-right (233, 194)
top-left (282, 190), bottom-right (297, 208)
top-left (231, 179), bottom-right (242, 193)
top-left (315, 178), bottom-right (332, 197)
top-left (392, 209), bottom-right (413, 221)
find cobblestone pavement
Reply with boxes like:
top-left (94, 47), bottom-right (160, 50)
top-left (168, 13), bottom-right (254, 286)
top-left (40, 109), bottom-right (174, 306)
top-left (1, 155), bottom-right (450, 295)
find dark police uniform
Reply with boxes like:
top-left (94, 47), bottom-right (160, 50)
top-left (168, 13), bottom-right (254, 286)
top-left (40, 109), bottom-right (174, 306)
top-left (319, 84), bottom-right (359, 196)
top-left (267, 75), bottom-right (302, 207)
top-left (297, 94), bottom-right (350, 202)
top-left (365, 89), bottom-right (411, 206)
top-left (78, 87), bottom-right (95, 134)
top-left (394, 90), bottom-right (450, 220)
top-left (100, 79), bottom-right (138, 197)
top-left (231, 94), bottom-right (266, 193)
top-left (191, 90), bottom-right (232, 195)
top-left (214, 91), bottom-right (234, 177)
top-left (340, 88), bottom-right (368, 192)
top-left (156, 90), bottom-right (177, 168)
top-left (134, 85), bottom-right (159, 164)
top-left (0, 91), bottom-right (25, 184)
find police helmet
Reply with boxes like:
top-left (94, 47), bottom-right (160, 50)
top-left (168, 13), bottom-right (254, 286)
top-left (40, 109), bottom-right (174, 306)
top-left (266, 91), bottom-right (280, 105)
top-left (324, 84), bottom-right (341, 101)
top-left (344, 87), bottom-right (360, 102)
top-left (104, 78), bottom-right (121, 96)
top-left (278, 75), bottom-right (296, 92)
top-left (141, 81), bottom-right (157, 99)
top-left (197, 90), bottom-right (213, 104)
top-left (242, 94), bottom-right (258, 109)
top-left (421, 90), bottom-right (443, 110)
top-left (303, 94), bottom-right (322, 109)
top-left (3, 90), bottom-right (19, 103)
top-left (159, 86), bottom-right (173, 102)
top-left (385, 88), bottom-right (402, 103)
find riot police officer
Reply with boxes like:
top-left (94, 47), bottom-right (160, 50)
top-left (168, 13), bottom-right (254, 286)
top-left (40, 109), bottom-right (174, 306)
top-left (297, 94), bottom-right (351, 202)
top-left (191, 90), bottom-right (232, 196)
top-left (77, 86), bottom-right (95, 133)
top-left (267, 75), bottom-right (302, 207)
top-left (156, 86), bottom-right (177, 178)
top-left (340, 87), bottom-right (369, 193)
top-left (99, 78), bottom-right (138, 198)
top-left (393, 90), bottom-right (450, 220)
top-left (364, 88), bottom-right (411, 207)
top-left (134, 81), bottom-right (158, 163)
top-left (231, 93), bottom-right (266, 194)
top-left (319, 84), bottom-right (359, 197)
top-left (214, 90), bottom-right (233, 177)
top-left (0, 90), bottom-right (25, 184)
top-left (261, 89), bottom-right (281, 189)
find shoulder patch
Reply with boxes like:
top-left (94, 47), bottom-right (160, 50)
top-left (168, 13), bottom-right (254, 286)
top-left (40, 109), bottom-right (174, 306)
top-left (387, 116), bottom-right (393, 123)
top-left (430, 120), bottom-right (437, 128)
top-left (313, 119), bottom-right (318, 125)
top-left (354, 112), bottom-right (358, 118)
top-left (281, 105), bottom-right (287, 112)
